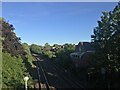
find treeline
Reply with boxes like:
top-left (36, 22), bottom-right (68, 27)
top-left (0, 17), bottom-right (75, 89)
top-left (30, 43), bottom-right (76, 70)
top-left (1, 18), bottom-right (33, 89)
top-left (29, 2), bottom-right (120, 88)
top-left (87, 2), bottom-right (120, 88)
top-left (1, 1), bottom-right (120, 88)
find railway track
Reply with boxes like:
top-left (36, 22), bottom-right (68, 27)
top-left (33, 54), bottom-right (85, 89)
top-left (40, 59), bottom-right (72, 88)
top-left (37, 57), bottom-right (51, 90)
top-left (44, 59), bottom-right (85, 88)
top-left (52, 60), bottom-right (87, 88)
top-left (33, 56), bottom-right (55, 90)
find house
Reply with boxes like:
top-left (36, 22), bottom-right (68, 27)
top-left (70, 42), bottom-right (95, 67)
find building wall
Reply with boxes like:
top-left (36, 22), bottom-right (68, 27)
top-left (70, 42), bottom-right (95, 68)
top-left (75, 42), bottom-right (95, 53)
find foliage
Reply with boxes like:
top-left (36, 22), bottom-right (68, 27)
top-left (43, 50), bottom-right (55, 59)
top-left (53, 43), bottom-right (75, 70)
top-left (1, 18), bottom-right (25, 58)
top-left (44, 43), bottom-right (52, 51)
top-left (30, 44), bottom-right (42, 54)
top-left (91, 1), bottom-right (120, 72)
top-left (2, 52), bottom-right (32, 88)
top-left (22, 43), bottom-right (33, 66)
top-left (90, 2), bottom-right (120, 88)
top-left (30, 43), bottom-right (75, 70)
top-left (1, 18), bottom-right (33, 89)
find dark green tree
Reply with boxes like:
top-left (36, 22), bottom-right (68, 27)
top-left (91, 2), bottom-right (120, 88)
top-left (92, 2), bottom-right (120, 71)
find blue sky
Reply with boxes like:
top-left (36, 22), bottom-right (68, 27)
top-left (2, 2), bottom-right (117, 45)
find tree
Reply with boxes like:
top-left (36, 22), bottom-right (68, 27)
top-left (1, 19), bottom-right (33, 89)
top-left (2, 52), bottom-right (32, 88)
top-left (91, 2), bottom-right (120, 88)
top-left (54, 43), bottom-right (75, 70)
top-left (1, 18), bottom-right (25, 58)
top-left (92, 1), bottom-right (120, 70)
top-left (30, 44), bottom-right (42, 54)
top-left (22, 43), bottom-right (34, 66)
top-left (44, 43), bottom-right (51, 51)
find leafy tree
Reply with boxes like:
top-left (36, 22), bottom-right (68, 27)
top-left (92, 2), bottom-right (120, 72)
top-left (54, 43), bottom-right (75, 70)
top-left (44, 43), bottom-right (50, 47)
top-left (2, 52), bottom-right (32, 88)
top-left (43, 51), bottom-right (55, 59)
top-left (22, 43), bottom-right (34, 66)
top-left (30, 44), bottom-right (42, 54)
top-left (91, 2), bottom-right (120, 88)
top-left (53, 44), bottom-right (59, 48)
top-left (1, 18), bottom-right (33, 89)
top-left (44, 43), bottom-right (52, 51)
top-left (1, 18), bottom-right (25, 58)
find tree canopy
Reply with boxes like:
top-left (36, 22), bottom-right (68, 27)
top-left (30, 44), bottom-right (42, 54)
top-left (91, 2), bottom-right (120, 72)
top-left (2, 52), bottom-right (31, 88)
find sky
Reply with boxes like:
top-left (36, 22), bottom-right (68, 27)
top-left (2, 2), bottom-right (118, 45)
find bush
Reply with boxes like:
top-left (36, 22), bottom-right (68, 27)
top-left (2, 52), bottom-right (31, 88)
top-left (22, 43), bottom-right (34, 66)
